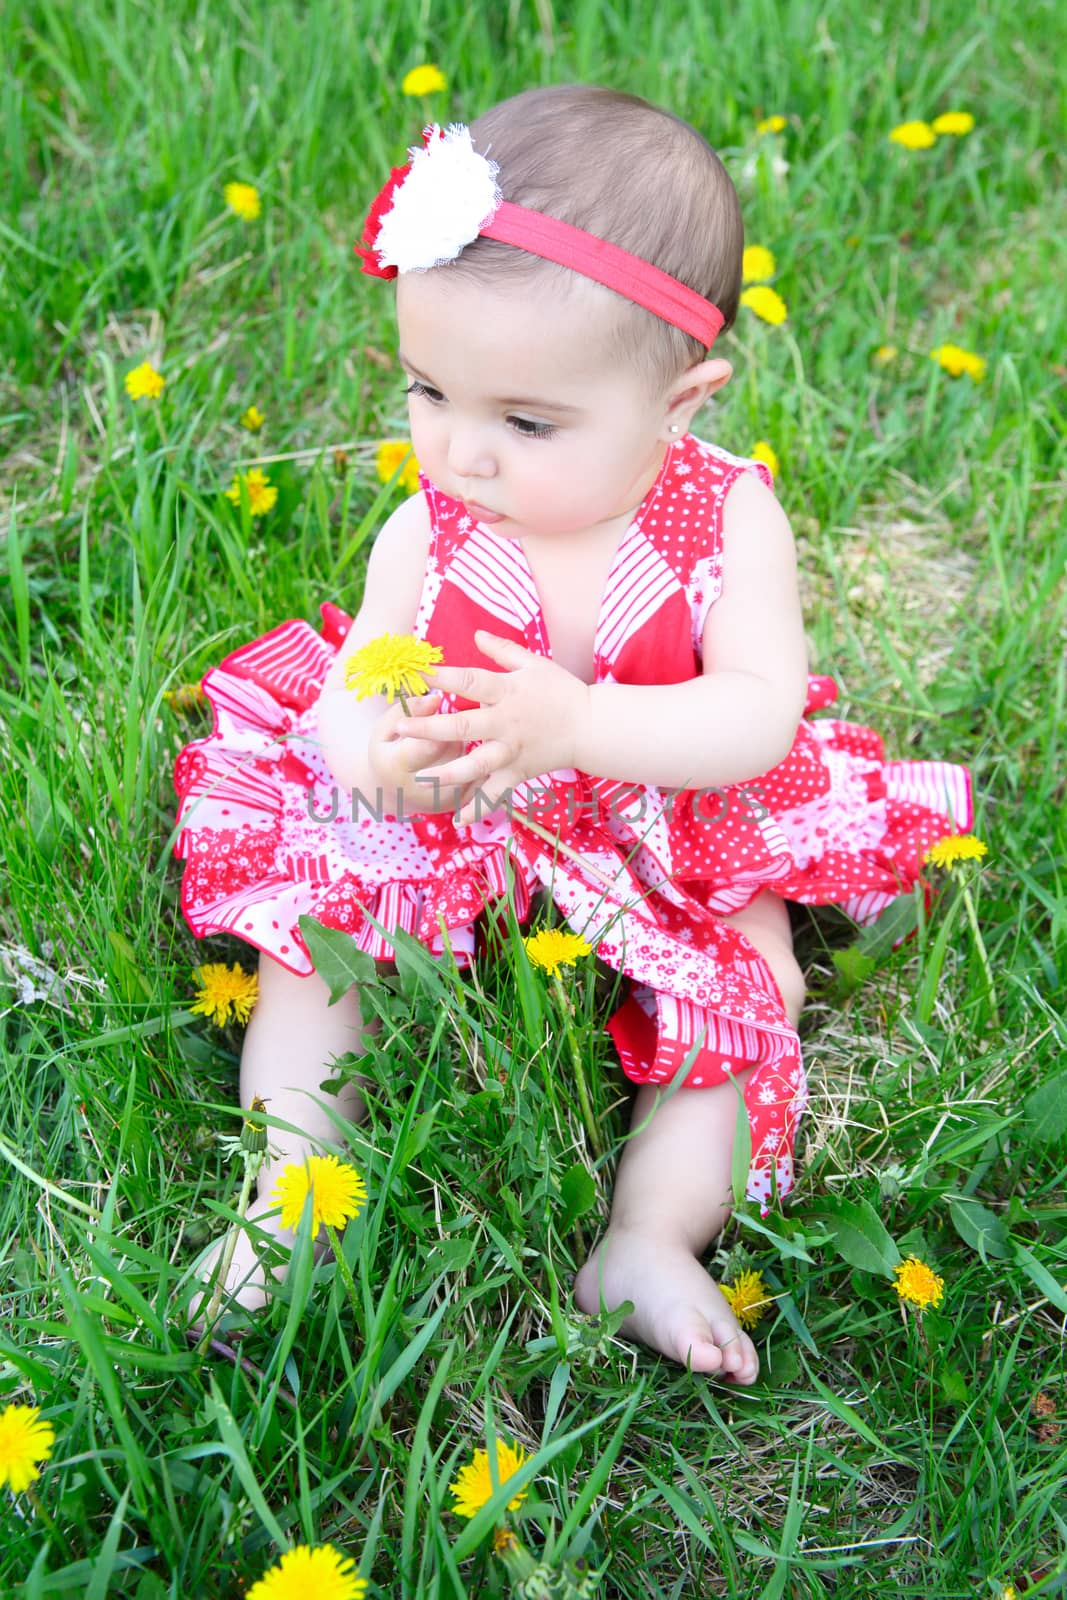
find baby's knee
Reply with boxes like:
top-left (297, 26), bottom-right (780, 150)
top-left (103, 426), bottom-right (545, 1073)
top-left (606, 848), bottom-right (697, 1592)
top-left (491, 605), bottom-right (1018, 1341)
top-left (770, 943), bottom-right (805, 1025)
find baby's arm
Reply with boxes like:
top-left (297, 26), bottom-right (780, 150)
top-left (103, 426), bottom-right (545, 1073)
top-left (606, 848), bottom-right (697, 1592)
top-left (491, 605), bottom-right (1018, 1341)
top-left (316, 492), bottom-right (465, 812)
top-left (575, 469), bottom-right (808, 787)
top-left (402, 472), bottom-right (808, 803)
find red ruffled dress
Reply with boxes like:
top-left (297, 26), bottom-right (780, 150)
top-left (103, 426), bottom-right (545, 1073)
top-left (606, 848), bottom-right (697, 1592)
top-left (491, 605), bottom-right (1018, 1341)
top-left (174, 434), bottom-right (972, 1206)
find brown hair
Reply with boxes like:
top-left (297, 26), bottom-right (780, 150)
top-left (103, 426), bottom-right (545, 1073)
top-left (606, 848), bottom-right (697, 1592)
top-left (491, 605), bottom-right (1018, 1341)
top-left (442, 84), bottom-right (743, 398)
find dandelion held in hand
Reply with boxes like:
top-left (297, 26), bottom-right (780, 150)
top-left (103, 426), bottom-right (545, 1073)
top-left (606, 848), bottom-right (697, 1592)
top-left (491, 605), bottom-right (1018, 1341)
top-left (449, 1437), bottom-right (529, 1518)
top-left (893, 1256), bottom-right (944, 1311)
top-left (0, 1404), bottom-right (55, 1493)
top-left (722, 1268), bottom-right (773, 1330)
top-left (246, 1544), bottom-right (367, 1600)
top-left (344, 632), bottom-right (443, 714)
top-left (271, 1154), bottom-right (367, 1232)
top-left (191, 963), bottom-right (259, 1026)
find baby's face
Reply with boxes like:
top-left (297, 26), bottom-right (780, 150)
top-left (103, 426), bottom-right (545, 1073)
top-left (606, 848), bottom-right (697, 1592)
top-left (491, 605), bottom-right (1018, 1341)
top-left (395, 269), bottom-right (670, 540)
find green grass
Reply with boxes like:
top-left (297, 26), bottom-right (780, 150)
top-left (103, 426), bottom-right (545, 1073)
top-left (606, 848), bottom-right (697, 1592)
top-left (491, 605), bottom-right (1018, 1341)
top-left (2, 0), bottom-right (1066, 1594)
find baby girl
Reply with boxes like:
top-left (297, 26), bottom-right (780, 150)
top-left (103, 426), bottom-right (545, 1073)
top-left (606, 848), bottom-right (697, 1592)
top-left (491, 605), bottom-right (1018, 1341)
top-left (176, 84), bottom-right (971, 1379)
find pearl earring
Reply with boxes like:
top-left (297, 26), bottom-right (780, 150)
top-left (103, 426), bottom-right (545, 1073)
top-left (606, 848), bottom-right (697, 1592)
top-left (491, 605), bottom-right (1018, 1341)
top-left (668, 424), bottom-right (680, 434)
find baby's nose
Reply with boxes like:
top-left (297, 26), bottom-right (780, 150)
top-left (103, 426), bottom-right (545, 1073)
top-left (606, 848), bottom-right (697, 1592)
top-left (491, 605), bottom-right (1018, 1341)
top-left (446, 425), bottom-right (496, 481)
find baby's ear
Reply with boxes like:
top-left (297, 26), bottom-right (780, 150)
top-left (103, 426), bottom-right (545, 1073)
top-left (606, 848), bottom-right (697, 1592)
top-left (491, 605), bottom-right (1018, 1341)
top-left (665, 358), bottom-right (732, 433)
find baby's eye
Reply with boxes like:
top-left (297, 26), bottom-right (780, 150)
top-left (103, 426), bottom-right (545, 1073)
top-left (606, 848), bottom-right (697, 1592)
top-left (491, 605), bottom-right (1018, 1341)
top-left (509, 416), bottom-right (558, 440)
top-left (404, 380), bottom-right (443, 404)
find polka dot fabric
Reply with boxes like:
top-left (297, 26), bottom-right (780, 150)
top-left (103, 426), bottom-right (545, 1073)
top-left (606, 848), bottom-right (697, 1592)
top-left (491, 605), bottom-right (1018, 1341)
top-left (173, 434), bottom-right (973, 1207)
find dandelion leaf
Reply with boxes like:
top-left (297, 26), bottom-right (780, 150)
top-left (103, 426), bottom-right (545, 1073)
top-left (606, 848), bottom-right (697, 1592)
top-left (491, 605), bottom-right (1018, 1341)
top-left (1022, 1069), bottom-right (1067, 1143)
top-left (558, 1162), bottom-right (597, 1232)
top-left (297, 915), bottom-right (379, 1003)
top-left (945, 1193), bottom-right (1011, 1260)
top-left (856, 894), bottom-right (920, 959)
top-left (831, 945), bottom-right (877, 994)
top-left (804, 1195), bottom-right (901, 1277)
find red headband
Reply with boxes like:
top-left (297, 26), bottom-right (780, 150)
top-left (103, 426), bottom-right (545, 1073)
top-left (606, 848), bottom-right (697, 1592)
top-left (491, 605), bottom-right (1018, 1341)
top-left (356, 124), bottom-right (724, 349)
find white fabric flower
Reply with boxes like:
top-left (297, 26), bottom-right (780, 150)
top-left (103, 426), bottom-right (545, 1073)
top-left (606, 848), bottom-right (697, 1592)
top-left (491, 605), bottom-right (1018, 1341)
top-left (374, 123), bottom-right (502, 273)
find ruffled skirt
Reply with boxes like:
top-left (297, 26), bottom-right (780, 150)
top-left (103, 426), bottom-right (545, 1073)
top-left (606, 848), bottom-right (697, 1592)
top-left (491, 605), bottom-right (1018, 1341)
top-left (173, 607), bottom-right (972, 1207)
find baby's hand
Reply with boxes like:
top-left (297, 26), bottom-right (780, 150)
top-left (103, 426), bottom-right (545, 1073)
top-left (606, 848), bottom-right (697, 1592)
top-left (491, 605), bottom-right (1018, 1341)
top-left (368, 692), bottom-right (473, 815)
top-left (393, 630), bottom-right (590, 823)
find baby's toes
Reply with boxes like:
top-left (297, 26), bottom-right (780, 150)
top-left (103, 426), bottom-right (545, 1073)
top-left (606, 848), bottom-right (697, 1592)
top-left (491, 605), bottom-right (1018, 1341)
top-left (710, 1322), bottom-right (759, 1383)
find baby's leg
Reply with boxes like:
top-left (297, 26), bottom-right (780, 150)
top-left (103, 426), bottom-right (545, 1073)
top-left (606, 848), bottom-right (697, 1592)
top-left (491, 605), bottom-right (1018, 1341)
top-left (574, 892), bottom-right (803, 1380)
top-left (191, 953), bottom-right (374, 1318)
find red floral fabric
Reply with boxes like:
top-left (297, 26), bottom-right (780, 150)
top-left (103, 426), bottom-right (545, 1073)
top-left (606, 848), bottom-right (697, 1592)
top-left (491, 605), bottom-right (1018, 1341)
top-left (173, 434), bottom-right (972, 1206)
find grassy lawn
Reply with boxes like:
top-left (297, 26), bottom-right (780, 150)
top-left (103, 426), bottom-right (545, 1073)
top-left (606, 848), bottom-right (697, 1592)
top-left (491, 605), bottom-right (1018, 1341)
top-left (1, 0), bottom-right (1065, 1594)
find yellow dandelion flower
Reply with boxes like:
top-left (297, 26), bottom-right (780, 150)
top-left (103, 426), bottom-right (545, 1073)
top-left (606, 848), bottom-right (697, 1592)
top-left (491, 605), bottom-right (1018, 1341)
top-left (756, 115), bottom-right (787, 134)
top-left (893, 1256), bottom-right (945, 1311)
top-left (740, 285), bottom-right (788, 325)
top-left (924, 832), bottom-right (988, 870)
top-left (493, 1526), bottom-right (519, 1555)
top-left (750, 440), bottom-right (779, 478)
top-left (1000, 1587), bottom-right (1016, 1600)
top-left (449, 1438), bottom-right (529, 1519)
top-left (873, 344), bottom-right (898, 367)
top-left (889, 120), bottom-right (937, 150)
top-left (402, 64), bottom-right (447, 96)
top-left (125, 362), bottom-right (165, 401)
top-left (162, 683), bottom-right (207, 713)
top-left (523, 928), bottom-right (593, 978)
top-left (225, 467), bottom-right (278, 516)
top-left (0, 1404), bottom-right (55, 1493)
top-left (344, 633), bottom-right (443, 702)
top-left (191, 963), bottom-right (259, 1026)
top-left (931, 111), bottom-right (975, 136)
top-left (224, 181), bottom-right (261, 221)
top-left (376, 439), bottom-right (421, 495)
top-left (721, 1269), bottom-right (773, 1330)
top-left (241, 404), bottom-right (265, 432)
top-left (930, 344), bottom-right (987, 382)
top-left (245, 1544), bottom-right (367, 1600)
top-left (270, 1155), bottom-right (368, 1232)
top-left (742, 245), bottom-right (776, 284)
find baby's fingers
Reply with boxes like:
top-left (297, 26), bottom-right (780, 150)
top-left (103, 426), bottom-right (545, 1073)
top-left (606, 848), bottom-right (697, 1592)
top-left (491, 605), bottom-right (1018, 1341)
top-left (416, 741), bottom-right (513, 799)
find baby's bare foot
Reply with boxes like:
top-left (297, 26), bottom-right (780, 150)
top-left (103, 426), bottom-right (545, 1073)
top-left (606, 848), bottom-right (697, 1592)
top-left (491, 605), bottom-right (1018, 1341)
top-left (187, 1195), bottom-right (292, 1326)
top-left (574, 1226), bottom-right (759, 1382)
